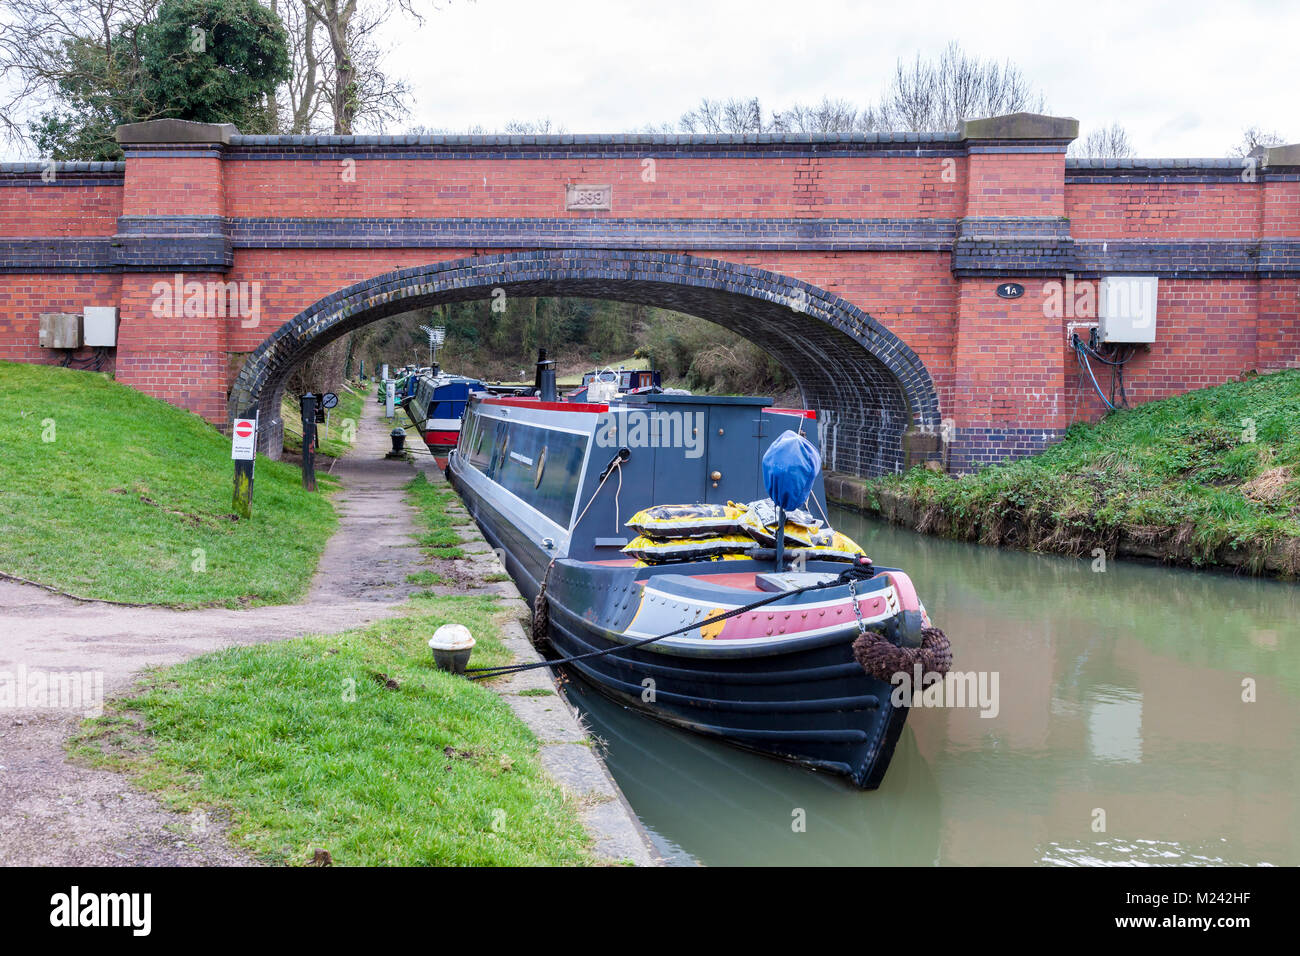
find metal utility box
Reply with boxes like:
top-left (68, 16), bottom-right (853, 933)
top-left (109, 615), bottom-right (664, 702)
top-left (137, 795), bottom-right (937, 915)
top-left (83, 306), bottom-right (119, 346)
top-left (1098, 275), bottom-right (1158, 343)
top-left (38, 312), bottom-right (82, 349)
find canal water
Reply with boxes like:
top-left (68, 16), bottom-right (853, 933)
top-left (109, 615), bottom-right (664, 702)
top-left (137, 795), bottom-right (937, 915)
top-left (559, 507), bottom-right (1300, 866)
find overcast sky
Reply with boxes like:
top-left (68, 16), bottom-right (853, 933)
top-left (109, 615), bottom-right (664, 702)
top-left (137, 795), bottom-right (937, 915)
top-left (379, 0), bottom-right (1296, 156)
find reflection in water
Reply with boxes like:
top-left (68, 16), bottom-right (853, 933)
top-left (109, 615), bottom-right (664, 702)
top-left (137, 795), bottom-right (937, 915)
top-left (559, 510), bottom-right (1300, 866)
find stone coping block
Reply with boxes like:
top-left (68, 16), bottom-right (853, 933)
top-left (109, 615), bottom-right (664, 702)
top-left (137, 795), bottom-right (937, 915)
top-left (1264, 143), bottom-right (1300, 167)
top-left (962, 112), bottom-right (1079, 141)
top-left (116, 119), bottom-right (240, 145)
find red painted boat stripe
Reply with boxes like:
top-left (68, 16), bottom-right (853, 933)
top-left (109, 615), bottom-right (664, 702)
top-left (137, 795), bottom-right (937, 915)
top-left (482, 397), bottom-right (608, 413)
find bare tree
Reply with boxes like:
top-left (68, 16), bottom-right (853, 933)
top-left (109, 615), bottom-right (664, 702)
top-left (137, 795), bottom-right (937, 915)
top-left (679, 96), bottom-right (765, 134)
top-left (297, 0), bottom-right (435, 135)
top-left (1069, 122), bottom-right (1136, 158)
top-left (0, 0), bottom-right (161, 149)
top-left (1228, 125), bottom-right (1288, 158)
top-left (877, 41), bottom-right (1046, 132)
top-left (502, 117), bottom-right (566, 134)
top-left (771, 96), bottom-right (878, 134)
top-left (266, 0), bottom-right (329, 133)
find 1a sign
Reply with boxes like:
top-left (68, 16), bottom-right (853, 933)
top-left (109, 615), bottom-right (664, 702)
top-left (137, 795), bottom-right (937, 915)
top-left (231, 418), bottom-right (257, 460)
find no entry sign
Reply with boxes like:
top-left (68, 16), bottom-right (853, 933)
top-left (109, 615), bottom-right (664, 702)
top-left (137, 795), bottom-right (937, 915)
top-left (231, 418), bottom-right (257, 460)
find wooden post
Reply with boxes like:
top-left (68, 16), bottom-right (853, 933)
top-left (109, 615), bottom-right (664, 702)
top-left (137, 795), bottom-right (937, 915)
top-left (232, 459), bottom-right (254, 519)
top-left (300, 393), bottom-right (317, 492)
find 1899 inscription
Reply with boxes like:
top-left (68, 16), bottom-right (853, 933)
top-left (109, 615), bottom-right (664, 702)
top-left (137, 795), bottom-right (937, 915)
top-left (565, 184), bottom-right (612, 210)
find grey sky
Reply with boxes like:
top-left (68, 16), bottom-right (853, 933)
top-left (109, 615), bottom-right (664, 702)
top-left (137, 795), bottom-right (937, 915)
top-left (382, 0), bottom-right (1296, 156)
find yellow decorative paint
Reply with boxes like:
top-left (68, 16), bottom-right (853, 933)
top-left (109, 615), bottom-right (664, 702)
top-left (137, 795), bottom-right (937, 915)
top-left (699, 607), bottom-right (728, 641)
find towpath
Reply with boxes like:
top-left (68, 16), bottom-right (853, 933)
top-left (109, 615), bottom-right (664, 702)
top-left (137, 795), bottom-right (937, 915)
top-left (0, 397), bottom-right (428, 865)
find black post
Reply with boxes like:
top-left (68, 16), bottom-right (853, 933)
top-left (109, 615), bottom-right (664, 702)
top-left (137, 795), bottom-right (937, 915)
top-left (300, 392), bottom-right (317, 492)
top-left (774, 506), bottom-right (786, 572)
top-left (232, 458), bottom-right (254, 519)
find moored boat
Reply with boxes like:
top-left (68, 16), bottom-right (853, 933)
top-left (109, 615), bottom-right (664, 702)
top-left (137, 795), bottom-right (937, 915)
top-left (566, 365), bottom-right (662, 402)
top-left (401, 367), bottom-right (488, 465)
top-left (447, 368), bottom-right (945, 789)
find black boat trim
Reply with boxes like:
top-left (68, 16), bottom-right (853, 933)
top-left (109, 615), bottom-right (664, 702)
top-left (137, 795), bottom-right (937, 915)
top-left (552, 640), bottom-right (882, 715)
top-left (549, 612), bottom-right (871, 685)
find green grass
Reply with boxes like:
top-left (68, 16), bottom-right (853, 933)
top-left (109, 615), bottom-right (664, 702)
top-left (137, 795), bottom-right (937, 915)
top-left (280, 382), bottom-right (367, 459)
top-left (868, 369), bottom-right (1300, 571)
top-left (0, 362), bottom-right (336, 605)
top-left (408, 472), bottom-right (469, 558)
top-left (406, 570), bottom-right (451, 587)
top-left (70, 595), bottom-right (593, 866)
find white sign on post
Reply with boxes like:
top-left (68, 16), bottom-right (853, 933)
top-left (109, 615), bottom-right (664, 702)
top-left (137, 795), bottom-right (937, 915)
top-left (385, 382), bottom-right (396, 419)
top-left (231, 418), bottom-right (257, 460)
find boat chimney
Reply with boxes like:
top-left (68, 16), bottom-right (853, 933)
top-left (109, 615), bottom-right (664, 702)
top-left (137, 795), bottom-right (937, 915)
top-left (535, 348), bottom-right (557, 402)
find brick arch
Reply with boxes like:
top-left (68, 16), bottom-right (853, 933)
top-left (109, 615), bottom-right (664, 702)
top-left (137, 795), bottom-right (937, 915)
top-left (230, 249), bottom-right (941, 475)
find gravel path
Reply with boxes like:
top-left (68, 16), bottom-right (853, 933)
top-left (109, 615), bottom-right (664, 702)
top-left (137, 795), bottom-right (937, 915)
top-left (0, 398), bottom-right (430, 866)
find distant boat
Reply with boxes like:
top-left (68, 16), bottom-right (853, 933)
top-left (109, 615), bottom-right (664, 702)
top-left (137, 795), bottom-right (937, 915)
top-left (566, 366), bottom-right (662, 402)
top-left (447, 357), bottom-right (940, 789)
top-left (401, 367), bottom-right (488, 465)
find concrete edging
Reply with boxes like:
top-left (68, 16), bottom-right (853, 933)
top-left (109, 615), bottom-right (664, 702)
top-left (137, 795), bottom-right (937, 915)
top-left (424, 466), bottom-right (661, 866)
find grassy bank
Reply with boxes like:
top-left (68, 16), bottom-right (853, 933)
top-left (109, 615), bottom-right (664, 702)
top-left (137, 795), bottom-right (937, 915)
top-left (71, 595), bottom-right (593, 865)
top-left (851, 369), bottom-right (1300, 576)
top-left (0, 362), bottom-right (336, 605)
top-left (280, 381), bottom-right (367, 459)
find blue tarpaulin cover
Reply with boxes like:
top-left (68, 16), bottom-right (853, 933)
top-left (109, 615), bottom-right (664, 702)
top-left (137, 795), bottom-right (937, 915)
top-left (762, 429), bottom-right (822, 512)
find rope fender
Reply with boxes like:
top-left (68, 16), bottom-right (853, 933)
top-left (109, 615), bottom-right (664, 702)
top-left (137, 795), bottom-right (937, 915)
top-left (530, 559), bottom-right (557, 649)
top-left (851, 626), bottom-right (952, 683)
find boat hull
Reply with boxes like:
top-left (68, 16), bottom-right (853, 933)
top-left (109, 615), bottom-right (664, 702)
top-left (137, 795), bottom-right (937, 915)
top-left (450, 456), bottom-right (911, 789)
top-left (548, 610), bottom-right (909, 789)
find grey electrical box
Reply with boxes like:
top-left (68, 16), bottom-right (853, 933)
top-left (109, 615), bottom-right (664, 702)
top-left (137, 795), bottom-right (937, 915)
top-left (83, 306), bottom-right (119, 346)
top-left (38, 312), bottom-right (82, 349)
top-left (1098, 276), bottom-right (1158, 343)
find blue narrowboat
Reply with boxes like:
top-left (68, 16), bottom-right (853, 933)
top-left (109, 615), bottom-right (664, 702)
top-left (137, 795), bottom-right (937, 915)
top-left (401, 370), bottom-right (488, 463)
top-left (447, 382), bottom-right (944, 789)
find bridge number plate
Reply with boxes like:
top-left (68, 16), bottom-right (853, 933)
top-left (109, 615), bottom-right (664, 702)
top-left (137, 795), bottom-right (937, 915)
top-left (565, 184), bottom-right (612, 211)
top-left (231, 418), bottom-right (257, 461)
top-left (996, 282), bottom-right (1025, 299)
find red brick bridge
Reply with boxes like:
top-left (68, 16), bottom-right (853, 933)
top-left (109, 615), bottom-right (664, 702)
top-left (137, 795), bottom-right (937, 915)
top-left (1, 113), bottom-right (1296, 475)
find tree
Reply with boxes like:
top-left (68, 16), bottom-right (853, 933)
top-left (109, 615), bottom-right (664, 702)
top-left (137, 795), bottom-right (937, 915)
top-left (141, 0), bottom-right (289, 130)
top-left (772, 96), bottom-right (877, 134)
top-left (1069, 122), bottom-right (1135, 159)
top-left (1, 0), bottom-right (159, 153)
top-left (27, 32), bottom-right (155, 160)
top-left (1228, 125), bottom-right (1288, 158)
top-left (296, 0), bottom-right (429, 134)
top-left (679, 96), bottom-right (766, 134)
top-left (4, 0), bottom-right (290, 158)
top-left (877, 41), bottom-right (1045, 132)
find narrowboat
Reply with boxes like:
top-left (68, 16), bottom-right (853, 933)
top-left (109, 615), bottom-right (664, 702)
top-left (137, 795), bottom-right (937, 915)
top-left (446, 365), bottom-right (943, 790)
top-left (401, 368), bottom-right (488, 464)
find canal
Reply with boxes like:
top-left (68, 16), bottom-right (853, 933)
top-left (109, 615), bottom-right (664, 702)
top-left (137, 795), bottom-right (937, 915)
top-left (559, 507), bottom-right (1300, 866)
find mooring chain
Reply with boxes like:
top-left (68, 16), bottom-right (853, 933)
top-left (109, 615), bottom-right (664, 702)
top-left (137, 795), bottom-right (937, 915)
top-left (847, 576), bottom-right (868, 634)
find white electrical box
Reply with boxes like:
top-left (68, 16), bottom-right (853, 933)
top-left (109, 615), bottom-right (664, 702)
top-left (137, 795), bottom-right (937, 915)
top-left (38, 312), bottom-right (82, 349)
top-left (83, 306), bottom-right (119, 347)
top-left (1098, 276), bottom-right (1158, 343)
